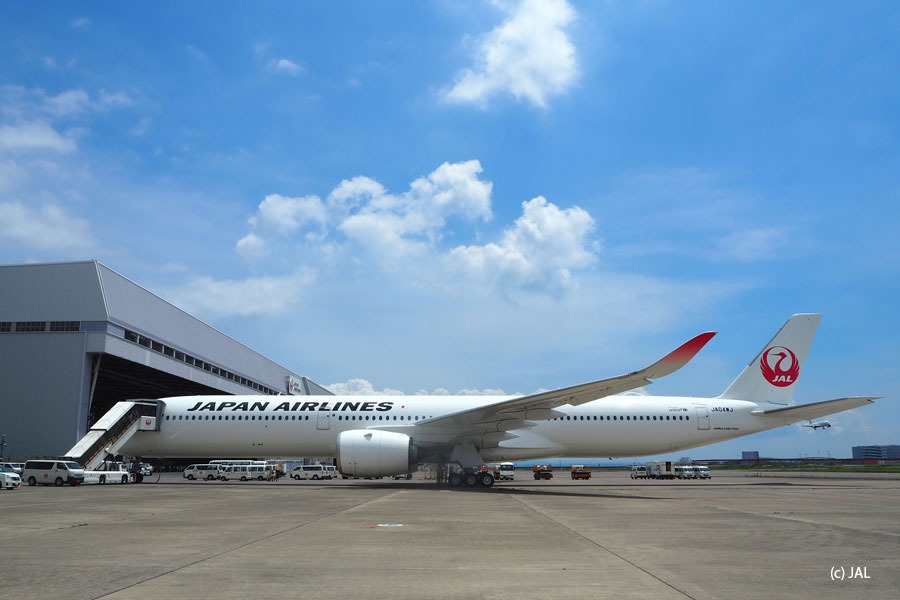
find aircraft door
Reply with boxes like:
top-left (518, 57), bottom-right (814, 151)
top-left (317, 410), bottom-right (331, 430)
top-left (696, 406), bottom-right (710, 430)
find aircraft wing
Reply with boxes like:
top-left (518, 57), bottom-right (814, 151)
top-left (404, 331), bottom-right (716, 445)
top-left (753, 396), bottom-right (880, 425)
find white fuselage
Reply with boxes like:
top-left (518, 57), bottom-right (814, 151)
top-left (118, 394), bottom-right (778, 460)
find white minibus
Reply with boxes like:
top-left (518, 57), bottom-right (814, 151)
top-left (290, 464), bottom-right (331, 480)
top-left (182, 464), bottom-right (223, 480)
top-left (24, 460), bottom-right (85, 486)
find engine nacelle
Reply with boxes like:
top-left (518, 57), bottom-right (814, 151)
top-left (337, 430), bottom-right (417, 478)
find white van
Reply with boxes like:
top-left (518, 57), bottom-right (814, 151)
top-left (674, 465), bottom-right (696, 479)
top-left (630, 465), bottom-right (648, 479)
top-left (291, 464), bottom-right (331, 480)
top-left (182, 464), bottom-right (222, 481)
top-left (220, 464), bottom-right (269, 481)
top-left (695, 466), bottom-right (711, 479)
top-left (24, 460), bottom-right (85, 486)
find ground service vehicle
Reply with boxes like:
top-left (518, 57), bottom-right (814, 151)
top-left (24, 460), bottom-right (85, 486)
top-left (183, 464), bottom-right (222, 480)
top-left (493, 462), bottom-right (515, 481)
top-left (570, 465), bottom-right (591, 480)
top-left (70, 315), bottom-right (877, 489)
top-left (0, 462), bottom-right (23, 474)
top-left (647, 461), bottom-right (675, 479)
top-left (675, 465), bottom-right (695, 479)
top-left (0, 465), bottom-right (21, 490)
top-left (695, 466), bottom-right (711, 479)
top-left (631, 465), bottom-right (648, 479)
top-left (291, 464), bottom-right (331, 480)
top-left (533, 465), bottom-right (553, 480)
top-left (85, 460), bottom-right (131, 484)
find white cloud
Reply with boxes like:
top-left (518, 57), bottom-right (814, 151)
top-left (71, 17), bottom-right (90, 29)
top-left (0, 202), bottom-right (95, 253)
top-left (327, 378), bottom-right (405, 396)
top-left (130, 117), bottom-right (151, 137)
top-left (444, 0), bottom-right (578, 108)
top-left (97, 89), bottom-right (135, 109)
top-left (249, 193), bottom-right (328, 236)
top-left (716, 227), bottom-right (792, 262)
top-left (268, 58), bottom-right (303, 76)
top-left (239, 160), bottom-right (493, 260)
top-left (0, 121), bottom-right (76, 153)
top-left (448, 195), bottom-right (597, 292)
top-left (185, 45), bottom-right (209, 62)
top-left (328, 378), bottom-right (511, 396)
top-left (44, 89), bottom-right (91, 116)
top-left (235, 232), bottom-right (267, 260)
top-left (236, 160), bottom-right (602, 295)
top-left (164, 269), bottom-right (316, 318)
top-left (0, 86), bottom-right (136, 121)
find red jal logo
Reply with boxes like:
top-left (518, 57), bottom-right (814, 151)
top-left (761, 346), bottom-right (799, 387)
top-left (145, 419), bottom-right (151, 426)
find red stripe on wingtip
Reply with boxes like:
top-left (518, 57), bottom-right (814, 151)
top-left (661, 331), bottom-right (717, 364)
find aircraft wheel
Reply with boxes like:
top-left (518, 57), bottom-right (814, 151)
top-left (464, 473), bottom-right (479, 487)
top-left (448, 472), bottom-right (463, 487)
top-left (478, 472), bottom-right (495, 487)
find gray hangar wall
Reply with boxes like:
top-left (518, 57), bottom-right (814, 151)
top-left (0, 261), bottom-right (330, 461)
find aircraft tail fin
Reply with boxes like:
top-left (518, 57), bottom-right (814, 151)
top-left (719, 314), bottom-right (821, 405)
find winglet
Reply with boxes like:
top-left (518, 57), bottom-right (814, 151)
top-left (642, 331), bottom-right (716, 380)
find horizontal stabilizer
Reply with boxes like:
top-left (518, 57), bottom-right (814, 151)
top-left (753, 397), bottom-right (880, 424)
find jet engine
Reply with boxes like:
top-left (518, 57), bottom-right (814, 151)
top-left (337, 430), bottom-right (417, 478)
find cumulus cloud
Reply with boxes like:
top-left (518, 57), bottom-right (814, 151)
top-left (327, 378), bottom-right (405, 396)
top-left (444, 0), bottom-right (578, 108)
top-left (0, 201), bottom-right (95, 253)
top-left (249, 193), bottom-right (328, 236)
top-left (164, 269), bottom-right (316, 318)
top-left (71, 17), bottom-right (91, 29)
top-left (238, 160), bottom-right (493, 259)
top-left (0, 121), bottom-right (76, 153)
top-left (268, 58), bottom-right (303, 76)
top-left (448, 195), bottom-right (597, 291)
top-left (235, 160), bottom-right (599, 295)
top-left (328, 378), bottom-right (511, 396)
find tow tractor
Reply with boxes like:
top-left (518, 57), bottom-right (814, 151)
top-left (533, 465), bottom-right (553, 480)
top-left (570, 465), bottom-right (592, 480)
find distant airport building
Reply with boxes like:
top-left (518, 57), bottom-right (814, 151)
top-left (851, 445), bottom-right (900, 460)
top-left (741, 451), bottom-right (760, 461)
top-left (0, 261), bottom-right (330, 460)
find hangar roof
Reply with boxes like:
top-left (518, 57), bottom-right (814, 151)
top-left (0, 261), bottom-right (326, 396)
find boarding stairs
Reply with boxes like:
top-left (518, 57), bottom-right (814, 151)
top-left (62, 400), bottom-right (163, 471)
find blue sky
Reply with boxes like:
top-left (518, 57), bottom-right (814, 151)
top-left (1, 1), bottom-right (898, 459)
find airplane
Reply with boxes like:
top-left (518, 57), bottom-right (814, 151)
top-left (109, 313), bottom-right (877, 487)
top-left (801, 420), bottom-right (832, 430)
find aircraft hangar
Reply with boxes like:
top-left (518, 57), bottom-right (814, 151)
top-left (0, 260), bottom-right (331, 461)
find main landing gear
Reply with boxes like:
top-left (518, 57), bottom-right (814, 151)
top-left (441, 465), bottom-right (495, 488)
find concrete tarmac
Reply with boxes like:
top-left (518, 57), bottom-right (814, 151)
top-left (2, 470), bottom-right (897, 600)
